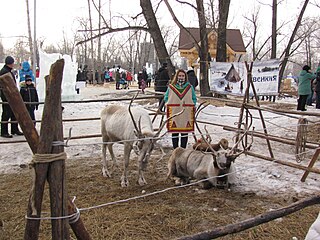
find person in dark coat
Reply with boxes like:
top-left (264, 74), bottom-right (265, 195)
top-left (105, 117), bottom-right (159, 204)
top-left (20, 75), bottom-right (39, 125)
top-left (155, 63), bottom-right (170, 111)
top-left (187, 67), bottom-right (198, 89)
top-left (314, 66), bottom-right (320, 109)
top-left (155, 63), bottom-right (170, 92)
top-left (0, 56), bottom-right (23, 137)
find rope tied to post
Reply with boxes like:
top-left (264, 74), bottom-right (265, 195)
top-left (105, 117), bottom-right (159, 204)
top-left (29, 152), bottom-right (68, 216)
top-left (30, 152), bottom-right (67, 165)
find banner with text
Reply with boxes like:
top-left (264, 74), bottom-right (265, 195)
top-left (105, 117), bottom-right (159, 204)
top-left (209, 59), bottom-right (280, 96)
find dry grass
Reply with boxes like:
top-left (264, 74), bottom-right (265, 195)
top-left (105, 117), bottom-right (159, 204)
top-left (0, 95), bottom-right (319, 239)
top-left (0, 149), bottom-right (319, 240)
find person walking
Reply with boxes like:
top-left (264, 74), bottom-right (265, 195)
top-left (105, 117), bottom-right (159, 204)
top-left (0, 56), bottom-right (23, 138)
top-left (297, 65), bottom-right (316, 111)
top-left (115, 69), bottom-right (121, 90)
top-left (19, 75), bottom-right (39, 125)
top-left (126, 69), bottom-right (133, 86)
top-left (315, 66), bottom-right (320, 109)
top-left (187, 66), bottom-right (198, 89)
top-left (164, 69), bottom-right (197, 149)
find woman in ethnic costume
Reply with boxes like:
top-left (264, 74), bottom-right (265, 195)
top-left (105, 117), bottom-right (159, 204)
top-left (164, 69), bottom-right (197, 149)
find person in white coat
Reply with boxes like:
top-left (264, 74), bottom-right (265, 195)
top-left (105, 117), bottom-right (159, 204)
top-left (305, 212), bottom-right (320, 240)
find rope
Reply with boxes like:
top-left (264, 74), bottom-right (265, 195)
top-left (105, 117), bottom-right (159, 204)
top-left (296, 118), bottom-right (308, 163)
top-left (29, 152), bottom-right (68, 216)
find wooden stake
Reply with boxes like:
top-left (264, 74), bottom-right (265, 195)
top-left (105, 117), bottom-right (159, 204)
top-left (301, 148), bottom-right (320, 182)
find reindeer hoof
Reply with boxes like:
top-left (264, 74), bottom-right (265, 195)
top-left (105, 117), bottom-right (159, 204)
top-left (121, 176), bottom-right (129, 187)
top-left (102, 168), bottom-right (111, 178)
top-left (138, 178), bottom-right (147, 186)
top-left (121, 181), bottom-right (129, 187)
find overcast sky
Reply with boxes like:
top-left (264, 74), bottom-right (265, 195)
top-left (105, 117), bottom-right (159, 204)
top-left (1, 0), bottom-right (318, 50)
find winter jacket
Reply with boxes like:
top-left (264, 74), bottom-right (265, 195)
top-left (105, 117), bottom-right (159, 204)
top-left (19, 61), bottom-right (35, 82)
top-left (187, 70), bottom-right (198, 89)
top-left (315, 67), bottom-right (320, 92)
top-left (0, 64), bottom-right (16, 102)
top-left (19, 82), bottom-right (39, 111)
top-left (298, 70), bottom-right (315, 95)
top-left (155, 67), bottom-right (170, 92)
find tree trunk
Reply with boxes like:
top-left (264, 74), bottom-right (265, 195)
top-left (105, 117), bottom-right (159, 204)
top-left (97, 0), bottom-right (102, 83)
top-left (140, 0), bottom-right (174, 77)
top-left (196, 0), bottom-right (212, 96)
top-left (216, 0), bottom-right (230, 62)
top-left (279, 0), bottom-right (309, 87)
top-left (271, 0), bottom-right (277, 59)
top-left (25, 0), bottom-right (34, 66)
top-left (87, 0), bottom-right (95, 83)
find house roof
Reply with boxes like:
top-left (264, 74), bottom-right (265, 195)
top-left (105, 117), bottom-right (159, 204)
top-left (178, 28), bottom-right (246, 53)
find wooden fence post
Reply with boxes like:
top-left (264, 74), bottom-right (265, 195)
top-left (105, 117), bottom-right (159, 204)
top-left (0, 60), bottom-right (91, 240)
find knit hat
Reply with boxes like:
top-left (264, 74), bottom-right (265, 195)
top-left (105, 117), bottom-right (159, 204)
top-left (25, 75), bottom-right (32, 81)
top-left (302, 65), bottom-right (311, 71)
top-left (5, 56), bottom-right (14, 65)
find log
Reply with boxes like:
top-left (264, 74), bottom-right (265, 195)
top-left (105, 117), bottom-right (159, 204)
top-left (24, 59), bottom-right (69, 240)
top-left (178, 195), bottom-right (320, 240)
top-left (68, 199), bottom-right (92, 240)
top-left (43, 59), bottom-right (69, 239)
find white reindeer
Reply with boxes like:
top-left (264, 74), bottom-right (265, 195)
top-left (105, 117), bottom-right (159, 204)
top-left (101, 93), bottom-right (181, 187)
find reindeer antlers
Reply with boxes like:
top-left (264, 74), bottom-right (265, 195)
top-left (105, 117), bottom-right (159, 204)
top-left (128, 92), bottom-right (143, 137)
top-left (228, 108), bottom-right (254, 157)
top-left (154, 109), bottom-right (185, 138)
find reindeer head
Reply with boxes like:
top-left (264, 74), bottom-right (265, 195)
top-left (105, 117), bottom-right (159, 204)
top-left (194, 102), bottom-right (253, 170)
top-left (129, 92), bottom-right (184, 170)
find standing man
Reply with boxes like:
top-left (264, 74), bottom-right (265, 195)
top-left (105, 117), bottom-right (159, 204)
top-left (186, 66), bottom-right (198, 89)
top-left (155, 62), bottom-right (170, 111)
top-left (0, 56), bottom-right (24, 138)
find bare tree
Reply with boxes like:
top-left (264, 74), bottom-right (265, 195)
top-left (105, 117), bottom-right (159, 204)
top-left (140, 0), bottom-right (174, 76)
top-left (271, 0), bottom-right (277, 59)
top-left (216, 0), bottom-right (230, 62)
top-left (25, 0), bottom-right (34, 63)
top-left (87, 0), bottom-right (95, 82)
top-left (279, 0), bottom-right (310, 82)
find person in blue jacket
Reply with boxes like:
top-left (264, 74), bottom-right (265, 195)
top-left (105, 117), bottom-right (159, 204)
top-left (19, 61), bottom-right (35, 83)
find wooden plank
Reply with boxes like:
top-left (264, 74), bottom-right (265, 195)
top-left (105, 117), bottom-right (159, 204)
top-left (301, 148), bottom-right (320, 182)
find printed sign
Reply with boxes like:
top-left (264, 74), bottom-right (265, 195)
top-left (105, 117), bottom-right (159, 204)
top-left (209, 59), bottom-right (280, 96)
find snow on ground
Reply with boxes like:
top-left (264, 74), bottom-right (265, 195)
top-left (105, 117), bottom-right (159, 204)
top-left (0, 83), bottom-right (319, 197)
